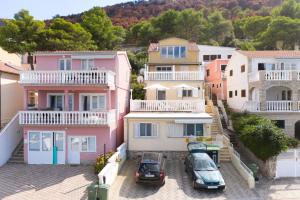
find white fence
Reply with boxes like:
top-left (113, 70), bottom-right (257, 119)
top-left (19, 110), bottom-right (116, 125)
top-left (276, 148), bottom-right (300, 178)
top-left (265, 70), bottom-right (292, 80)
top-left (144, 71), bottom-right (204, 81)
top-left (0, 114), bottom-right (22, 166)
top-left (20, 70), bottom-right (115, 86)
top-left (130, 100), bottom-right (205, 112)
top-left (98, 143), bottom-right (127, 186)
top-left (266, 101), bottom-right (293, 111)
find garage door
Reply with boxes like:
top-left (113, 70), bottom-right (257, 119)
top-left (276, 149), bottom-right (300, 178)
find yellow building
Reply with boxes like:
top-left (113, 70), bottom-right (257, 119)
top-left (125, 37), bottom-right (213, 157)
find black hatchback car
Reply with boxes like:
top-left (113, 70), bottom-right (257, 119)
top-left (135, 152), bottom-right (166, 186)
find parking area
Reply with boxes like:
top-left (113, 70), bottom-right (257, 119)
top-left (0, 164), bottom-right (96, 200)
top-left (110, 160), bottom-right (300, 200)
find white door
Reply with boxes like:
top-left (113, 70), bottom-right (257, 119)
top-left (54, 132), bottom-right (66, 164)
top-left (276, 150), bottom-right (300, 178)
top-left (68, 137), bottom-right (80, 164)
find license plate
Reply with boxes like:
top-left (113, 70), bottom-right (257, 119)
top-left (207, 186), bottom-right (218, 189)
top-left (145, 174), bottom-right (155, 177)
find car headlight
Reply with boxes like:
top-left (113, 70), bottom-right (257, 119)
top-left (196, 178), bottom-right (204, 184)
top-left (219, 178), bottom-right (225, 185)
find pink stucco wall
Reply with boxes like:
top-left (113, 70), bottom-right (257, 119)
top-left (205, 59), bottom-right (229, 100)
top-left (22, 52), bottom-right (131, 164)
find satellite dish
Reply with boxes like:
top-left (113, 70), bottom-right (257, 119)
top-left (137, 76), bottom-right (144, 83)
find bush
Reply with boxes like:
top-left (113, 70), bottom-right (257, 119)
top-left (231, 113), bottom-right (297, 161)
top-left (94, 151), bottom-right (114, 174)
top-left (131, 74), bottom-right (145, 100)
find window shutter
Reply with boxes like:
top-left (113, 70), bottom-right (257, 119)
top-left (192, 88), bottom-right (198, 97)
top-left (134, 123), bottom-right (140, 137)
top-left (177, 88), bottom-right (182, 97)
top-left (152, 123), bottom-right (158, 137)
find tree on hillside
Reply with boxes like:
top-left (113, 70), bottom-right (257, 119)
top-left (272, 0), bottom-right (300, 19)
top-left (207, 11), bottom-right (234, 45)
top-left (151, 10), bottom-right (179, 38)
top-left (242, 16), bottom-right (272, 39)
top-left (0, 10), bottom-right (45, 69)
top-left (175, 9), bottom-right (209, 42)
top-left (128, 21), bottom-right (158, 46)
top-left (81, 7), bottom-right (125, 50)
top-left (38, 18), bottom-right (96, 51)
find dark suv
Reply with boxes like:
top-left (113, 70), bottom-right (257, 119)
top-left (135, 152), bottom-right (166, 186)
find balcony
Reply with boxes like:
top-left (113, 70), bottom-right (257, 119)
top-left (19, 110), bottom-right (116, 126)
top-left (144, 71), bottom-right (204, 81)
top-left (245, 101), bottom-right (297, 112)
top-left (248, 70), bottom-right (300, 82)
top-left (130, 100), bottom-right (205, 112)
top-left (20, 70), bottom-right (115, 86)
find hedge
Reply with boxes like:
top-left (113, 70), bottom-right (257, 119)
top-left (231, 112), bottom-right (298, 161)
top-left (94, 151), bottom-right (114, 174)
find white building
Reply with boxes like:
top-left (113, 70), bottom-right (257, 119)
top-left (198, 45), bottom-right (235, 66)
top-left (226, 50), bottom-right (300, 138)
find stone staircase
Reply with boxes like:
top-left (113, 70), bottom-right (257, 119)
top-left (205, 104), bottom-right (231, 162)
top-left (8, 141), bottom-right (24, 164)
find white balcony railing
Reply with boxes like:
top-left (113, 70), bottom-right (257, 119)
top-left (266, 101), bottom-right (293, 111)
top-left (20, 70), bottom-right (115, 86)
top-left (265, 70), bottom-right (292, 80)
top-left (19, 110), bottom-right (116, 125)
top-left (144, 71), bottom-right (204, 81)
top-left (244, 101), bottom-right (260, 112)
top-left (130, 100), bottom-right (205, 112)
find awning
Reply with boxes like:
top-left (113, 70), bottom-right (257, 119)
top-left (175, 119), bottom-right (213, 124)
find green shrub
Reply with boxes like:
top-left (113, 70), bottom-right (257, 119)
top-left (131, 74), bottom-right (145, 100)
top-left (231, 113), bottom-right (297, 161)
top-left (94, 151), bottom-right (114, 174)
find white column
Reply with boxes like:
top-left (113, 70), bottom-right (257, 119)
top-left (107, 90), bottom-right (111, 110)
top-left (23, 89), bottom-right (28, 110)
top-left (64, 90), bottom-right (69, 111)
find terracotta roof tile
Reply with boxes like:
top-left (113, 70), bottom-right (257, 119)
top-left (238, 50), bottom-right (300, 58)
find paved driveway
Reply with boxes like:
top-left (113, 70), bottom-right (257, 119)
top-left (0, 164), bottom-right (97, 200)
top-left (110, 160), bottom-right (300, 200)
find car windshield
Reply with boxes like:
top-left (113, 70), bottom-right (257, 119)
top-left (194, 158), bottom-right (217, 171)
top-left (139, 163), bottom-right (160, 173)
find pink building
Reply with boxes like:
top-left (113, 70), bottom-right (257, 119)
top-left (19, 51), bottom-right (131, 164)
top-left (205, 59), bottom-right (229, 101)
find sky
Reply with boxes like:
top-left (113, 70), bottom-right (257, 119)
top-left (0, 0), bottom-right (131, 20)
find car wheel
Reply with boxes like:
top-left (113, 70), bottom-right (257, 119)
top-left (219, 186), bottom-right (226, 192)
top-left (192, 180), bottom-right (197, 189)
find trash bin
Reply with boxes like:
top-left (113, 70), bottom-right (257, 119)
top-left (248, 163), bottom-right (259, 181)
top-left (88, 182), bottom-right (99, 200)
top-left (99, 184), bottom-right (110, 200)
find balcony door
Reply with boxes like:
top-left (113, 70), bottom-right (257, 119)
top-left (48, 94), bottom-right (74, 111)
top-left (59, 59), bottom-right (71, 70)
top-left (157, 90), bottom-right (166, 100)
top-left (80, 94), bottom-right (106, 111)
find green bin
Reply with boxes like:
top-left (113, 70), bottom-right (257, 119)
top-left (88, 182), bottom-right (99, 200)
top-left (248, 163), bottom-right (259, 181)
top-left (99, 184), bottom-right (110, 200)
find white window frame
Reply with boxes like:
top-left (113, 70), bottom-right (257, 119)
top-left (183, 124), bottom-right (204, 137)
top-left (81, 59), bottom-right (95, 70)
top-left (28, 131), bottom-right (65, 152)
top-left (59, 58), bottom-right (72, 70)
top-left (135, 122), bottom-right (158, 138)
top-left (47, 93), bottom-right (75, 111)
top-left (156, 66), bottom-right (172, 71)
top-left (160, 46), bottom-right (187, 59)
top-left (182, 89), bottom-right (193, 97)
top-left (79, 93), bottom-right (106, 111)
top-left (79, 136), bottom-right (96, 153)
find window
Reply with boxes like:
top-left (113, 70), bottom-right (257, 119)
top-left (272, 120), bottom-right (285, 129)
top-left (206, 69), bottom-right (210, 77)
top-left (235, 90), bottom-right (238, 96)
top-left (136, 123), bottom-right (158, 137)
top-left (217, 85), bottom-right (218, 88)
top-left (217, 55), bottom-right (221, 59)
top-left (29, 132), bottom-right (40, 151)
top-left (203, 55), bottom-right (210, 61)
top-left (160, 46), bottom-right (186, 58)
top-left (212, 84), bottom-right (215, 88)
top-left (79, 137), bottom-right (96, 152)
top-left (229, 91), bottom-right (233, 98)
top-left (81, 59), bottom-right (95, 70)
top-left (221, 65), bottom-right (227, 71)
top-left (156, 66), bottom-right (172, 71)
top-left (42, 132), bottom-right (52, 151)
top-left (227, 55), bottom-right (232, 59)
top-left (55, 132), bottom-right (64, 151)
top-left (241, 65), bottom-right (245, 73)
top-left (211, 55), bottom-right (217, 61)
top-left (59, 59), bottom-right (71, 70)
top-left (81, 94), bottom-right (106, 111)
top-left (258, 63), bottom-right (265, 71)
top-left (241, 90), bottom-right (246, 97)
top-left (183, 124), bottom-right (203, 136)
top-left (230, 70), bottom-right (233, 76)
top-left (182, 89), bottom-right (192, 97)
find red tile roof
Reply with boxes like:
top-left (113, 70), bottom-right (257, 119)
top-left (148, 42), bottom-right (199, 52)
top-left (238, 50), bottom-right (300, 58)
top-left (0, 62), bottom-right (20, 74)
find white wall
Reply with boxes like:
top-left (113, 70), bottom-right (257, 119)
top-left (198, 45), bottom-right (235, 66)
top-left (226, 52), bottom-right (250, 111)
top-left (0, 48), bottom-right (21, 66)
